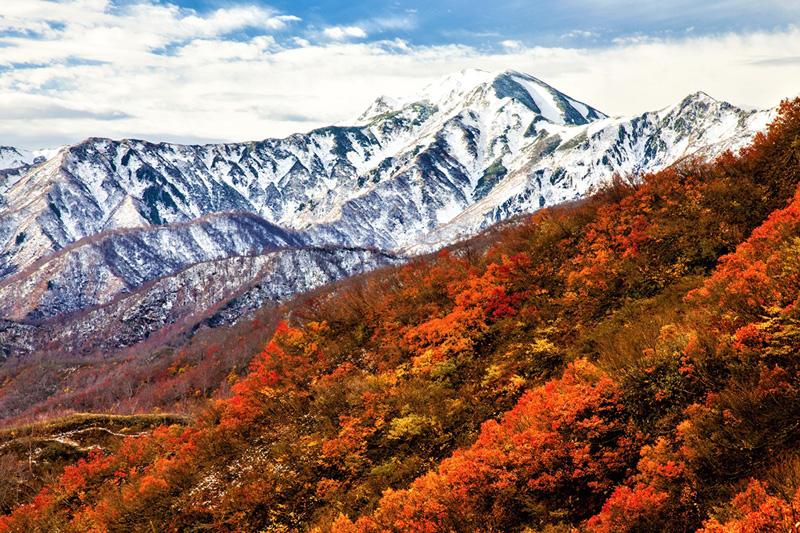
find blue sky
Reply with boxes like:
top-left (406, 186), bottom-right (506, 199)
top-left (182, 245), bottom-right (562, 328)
top-left (169, 0), bottom-right (798, 48)
top-left (1, 0), bottom-right (799, 148)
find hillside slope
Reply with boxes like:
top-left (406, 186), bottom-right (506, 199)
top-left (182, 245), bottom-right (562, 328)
top-left (1, 98), bottom-right (797, 533)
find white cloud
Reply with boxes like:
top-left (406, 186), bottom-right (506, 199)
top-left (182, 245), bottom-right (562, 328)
top-left (501, 40), bottom-right (523, 50)
top-left (0, 1), bottom-right (299, 66)
top-left (316, 15), bottom-right (414, 43)
top-left (561, 30), bottom-right (599, 39)
top-left (176, 37), bottom-right (277, 62)
top-left (0, 2), bottom-right (798, 150)
top-left (322, 26), bottom-right (368, 41)
top-left (369, 15), bottom-right (416, 32)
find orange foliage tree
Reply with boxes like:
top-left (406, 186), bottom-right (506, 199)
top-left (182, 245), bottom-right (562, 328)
top-left (332, 360), bottom-right (639, 533)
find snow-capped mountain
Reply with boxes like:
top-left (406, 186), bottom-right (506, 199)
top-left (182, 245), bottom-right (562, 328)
top-left (0, 70), bottom-right (607, 279)
top-left (0, 211), bottom-right (304, 320)
top-left (0, 246), bottom-right (399, 359)
top-left (0, 147), bottom-right (33, 171)
top-left (0, 69), bottom-right (773, 340)
top-left (0, 145), bottom-right (64, 172)
top-left (403, 90), bottom-right (771, 253)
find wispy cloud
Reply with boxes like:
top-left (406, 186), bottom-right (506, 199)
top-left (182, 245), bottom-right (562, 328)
top-left (560, 30), bottom-right (600, 39)
top-left (500, 40), bottom-right (523, 50)
top-left (749, 55), bottom-right (800, 66)
top-left (322, 26), bottom-right (368, 41)
top-left (368, 15), bottom-right (417, 32)
top-left (318, 14), bottom-right (416, 42)
top-left (0, 1), bottom-right (300, 66)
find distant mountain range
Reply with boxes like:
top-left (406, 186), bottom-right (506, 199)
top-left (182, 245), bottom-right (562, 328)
top-left (0, 69), bottom-right (773, 356)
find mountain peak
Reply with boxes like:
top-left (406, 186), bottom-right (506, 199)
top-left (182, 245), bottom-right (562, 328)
top-left (415, 68), bottom-right (497, 103)
top-left (680, 91), bottom-right (721, 106)
top-left (352, 68), bottom-right (606, 127)
top-left (656, 91), bottom-right (733, 121)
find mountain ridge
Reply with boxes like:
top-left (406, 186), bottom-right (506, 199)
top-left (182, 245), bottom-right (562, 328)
top-left (0, 245), bottom-right (400, 360)
top-left (0, 69), bottom-right (774, 338)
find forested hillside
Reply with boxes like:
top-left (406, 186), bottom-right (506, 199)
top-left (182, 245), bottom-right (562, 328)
top-left (1, 98), bottom-right (799, 533)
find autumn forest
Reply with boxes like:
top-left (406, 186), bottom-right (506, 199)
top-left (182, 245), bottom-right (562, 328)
top-left (2, 98), bottom-right (800, 532)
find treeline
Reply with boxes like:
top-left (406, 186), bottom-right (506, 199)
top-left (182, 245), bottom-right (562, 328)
top-left (1, 98), bottom-right (799, 532)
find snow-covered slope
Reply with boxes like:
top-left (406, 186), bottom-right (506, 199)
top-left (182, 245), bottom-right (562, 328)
top-left (0, 147), bottom-right (33, 171)
top-left (403, 91), bottom-right (772, 253)
top-left (0, 146), bottom-right (64, 172)
top-left (0, 246), bottom-right (399, 358)
top-left (0, 211), bottom-right (304, 320)
top-left (0, 69), bottom-right (773, 333)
